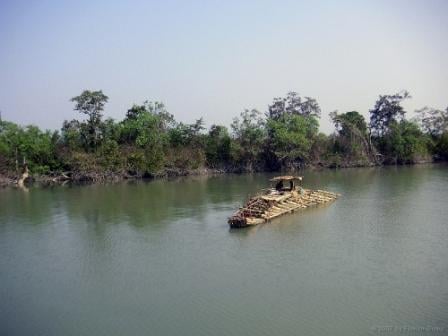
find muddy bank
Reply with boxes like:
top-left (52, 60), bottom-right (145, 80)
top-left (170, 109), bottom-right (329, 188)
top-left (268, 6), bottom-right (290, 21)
top-left (0, 167), bottom-right (232, 188)
top-left (1, 158), bottom-right (440, 189)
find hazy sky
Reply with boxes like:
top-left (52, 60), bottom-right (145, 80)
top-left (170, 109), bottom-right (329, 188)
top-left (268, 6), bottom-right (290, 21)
top-left (1, 0), bottom-right (447, 133)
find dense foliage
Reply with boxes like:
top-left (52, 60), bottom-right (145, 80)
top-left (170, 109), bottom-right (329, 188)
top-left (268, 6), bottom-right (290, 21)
top-left (0, 90), bottom-right (446, 180)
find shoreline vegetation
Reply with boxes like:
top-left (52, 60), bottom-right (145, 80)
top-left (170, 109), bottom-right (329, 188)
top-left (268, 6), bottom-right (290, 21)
top-left (1, 90), bottom-right (447, 188)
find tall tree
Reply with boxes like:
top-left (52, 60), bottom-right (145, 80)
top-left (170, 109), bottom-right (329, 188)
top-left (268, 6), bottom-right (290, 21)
top-left (415, 106), bottom-right (448, 136)
top-left (267, 114), bottom-right (319, 169)
top-left (205, 125), bottom-right (231, 167)
top-left (330, 110), bottom-right (377, 163)
top-left (120, 100), bottom-right (173, 173)
top-left (268, 92), bottom-right (321, 120)
top-left (121, 101), bottom-right (174, 144)
top-left (331, 111), bottom-right (367, 138)
top-left (266, 92), bottom-right (321, 169)
top-left (70, 90), bottom-right (109, 151)
top-left (168, 118), bottom-right (205, 148)
top-left (61, 119), bottom-right (82, 150)
top-left (231, 109), bottom-right (265, 170)
top-left (382, 120), bottom-right (428, 163)
top-left (369, 91), bottom-right (410, 137)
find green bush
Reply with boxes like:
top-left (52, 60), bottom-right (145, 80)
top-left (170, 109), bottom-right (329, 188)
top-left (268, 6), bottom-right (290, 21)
top-left (381, 120), bottom-right (428, 163)
top-left (436, 132), bottom-right (448, 160)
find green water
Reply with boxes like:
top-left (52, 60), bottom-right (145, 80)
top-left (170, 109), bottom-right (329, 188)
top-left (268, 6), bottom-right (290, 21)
top-left (1, 165), bottom-right (447, 336)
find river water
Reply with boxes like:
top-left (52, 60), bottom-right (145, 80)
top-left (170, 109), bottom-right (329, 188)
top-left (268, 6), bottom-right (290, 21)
top-left (1, 165), bottom-right (447, 336)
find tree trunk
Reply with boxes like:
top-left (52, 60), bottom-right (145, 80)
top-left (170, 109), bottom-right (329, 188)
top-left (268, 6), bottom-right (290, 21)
top-left (17, 164), bottom-right (29, 187)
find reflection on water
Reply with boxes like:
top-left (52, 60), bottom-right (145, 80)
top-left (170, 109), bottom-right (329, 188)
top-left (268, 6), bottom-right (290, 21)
top-left (0, 164), bottom-right (447, 336)
top-left (0, 175), bottom-right (267, 228)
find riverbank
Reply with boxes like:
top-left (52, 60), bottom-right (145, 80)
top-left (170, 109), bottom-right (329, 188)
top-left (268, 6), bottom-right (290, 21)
top-left (0, 167), bottom-right (232, 188)
top-left (1, 158), bottom-right (441, 189)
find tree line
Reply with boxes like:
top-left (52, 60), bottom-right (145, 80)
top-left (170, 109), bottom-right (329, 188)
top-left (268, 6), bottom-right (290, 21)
top-left (0, 90), bottom-right (447, 180)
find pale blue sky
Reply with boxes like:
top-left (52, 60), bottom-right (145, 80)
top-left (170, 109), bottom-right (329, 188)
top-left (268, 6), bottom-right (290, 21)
top-left (1, 0), bottom-right (447, 133)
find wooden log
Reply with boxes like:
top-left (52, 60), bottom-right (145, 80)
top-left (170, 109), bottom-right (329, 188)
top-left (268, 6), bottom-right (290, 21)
top-left (276, 203), bottom-right (294, 210)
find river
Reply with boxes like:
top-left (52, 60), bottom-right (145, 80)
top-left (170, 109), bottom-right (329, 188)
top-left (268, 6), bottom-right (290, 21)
top-left (1, 164), bottom-right (447, 335)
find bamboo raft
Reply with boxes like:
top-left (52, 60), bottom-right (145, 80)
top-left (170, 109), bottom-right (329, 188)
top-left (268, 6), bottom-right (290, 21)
top-left (228, 176), bottom-right (340, 228)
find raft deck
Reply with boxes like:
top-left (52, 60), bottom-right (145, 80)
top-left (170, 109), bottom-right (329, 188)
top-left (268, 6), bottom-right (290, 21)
top-left (228, 188), bottom-right (340, 228)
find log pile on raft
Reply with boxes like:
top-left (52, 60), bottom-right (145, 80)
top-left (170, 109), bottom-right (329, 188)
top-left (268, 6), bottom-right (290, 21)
top-left (228, 176), bottom-right (340, 228)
